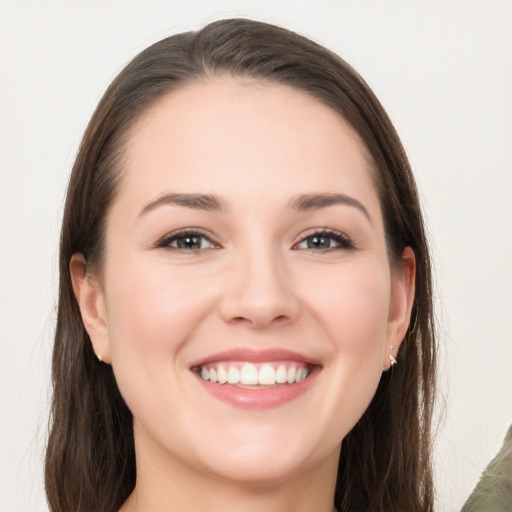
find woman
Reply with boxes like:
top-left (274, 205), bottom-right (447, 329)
top-left (45, 18), bottom-right (437, 512)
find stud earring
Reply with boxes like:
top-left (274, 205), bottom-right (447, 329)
top-left (389, 345), bottom-right (397, 367)
top-left (97, 354), bottom-right (102, 362)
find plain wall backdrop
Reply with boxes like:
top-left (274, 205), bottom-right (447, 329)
top-left (1, 1), bottom-right (511, 510)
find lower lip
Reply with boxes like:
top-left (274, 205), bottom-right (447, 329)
top-left (193, 369), bottom-right (319, 409)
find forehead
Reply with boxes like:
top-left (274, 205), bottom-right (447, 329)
top-left (117, 77), bottom-right (379, 215)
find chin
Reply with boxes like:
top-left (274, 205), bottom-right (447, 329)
top-left (200, 450), bottom-right (314, 486)
top-left (187, 423), bottom-right (333, 487)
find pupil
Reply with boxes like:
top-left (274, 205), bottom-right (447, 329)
top-left (177, 236), bottom-right (201, 249)
top-left (308, 235), bottom-right (330, 249)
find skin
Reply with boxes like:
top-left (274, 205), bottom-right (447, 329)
top-left (71, 78), bottom-right (415, 512)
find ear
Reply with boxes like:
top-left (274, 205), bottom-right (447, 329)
top-left (384, 247), bottom-right (416, 370)
top-left (70, 254), bottom-right (111, 364)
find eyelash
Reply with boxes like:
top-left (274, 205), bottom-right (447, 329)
top-left (156, 228), bottom-right (354, 253)
top-left (293, 229), bottom-right (354, 251)
top-left (156, 229), bottom-right (219, 252)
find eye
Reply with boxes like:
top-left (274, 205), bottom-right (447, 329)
top-left (294, 229), bottom-right (354, 250)
top-left (156, 229), bottom-right (219, 252)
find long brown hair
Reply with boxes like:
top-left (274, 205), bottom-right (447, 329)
top-left (46, 18), bottom-right (437, 512)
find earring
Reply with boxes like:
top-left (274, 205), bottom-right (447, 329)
top-left (97, 354), bottom-right (102, 362)
top-left (389, 345), bottom-right (397, 367)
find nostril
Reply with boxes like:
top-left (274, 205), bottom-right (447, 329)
top-left (218, 273), bottom-right (301, 328)
top-left (231, 316), bottom-right (249, 324)
top-left (227, 313), bottom-right (291, 329)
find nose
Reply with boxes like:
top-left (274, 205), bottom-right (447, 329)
top-left (218, 245), bottom-right (301, 329)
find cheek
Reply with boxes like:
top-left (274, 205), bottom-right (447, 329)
top-left (297, 262), bottom-right (390, 429)
top-left (300, 261), bottom-right (390, 353)
top-left (104, 258), bottom-right (216, 369)
top-left (101, 258), bottom-right (220, 441)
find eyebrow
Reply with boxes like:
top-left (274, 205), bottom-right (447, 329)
top-left (138, 191), bottom-right (371, 222)
top-left (289, 193), bottom-right (371, 222)
top-left (138, 193), bottom-right (225, 217)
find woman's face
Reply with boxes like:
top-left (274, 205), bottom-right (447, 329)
top-left (74, 78), bottom-right (414, 485)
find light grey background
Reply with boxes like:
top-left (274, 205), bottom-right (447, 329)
top-left (1, 1), bottom-right (511, 510)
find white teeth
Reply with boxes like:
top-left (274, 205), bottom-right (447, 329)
top-left (259, 364), bottom-right (276, 385)
top-left (227, 366), bottom-right (240, 384)
top-left (199, 363), bottom-right (310, 385)
top-left (240, 363), bottom-right (259, 385)
top-left (276, 365), bottom-right (287, 384)
top-left (217, 365), bottom-right (228, 384)
top-left (296, 368), bottom-right (307, 382)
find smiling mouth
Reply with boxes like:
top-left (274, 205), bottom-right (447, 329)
top-left (190, 348), bottom-right (319, 407)
top-left (195, 361), bottom-right (311, 387)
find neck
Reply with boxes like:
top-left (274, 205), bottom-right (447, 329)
top-left (119, 432), bottom-right (339, 512)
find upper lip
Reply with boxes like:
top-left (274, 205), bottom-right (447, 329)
top-left (189, 348), bottom-right (321, 368)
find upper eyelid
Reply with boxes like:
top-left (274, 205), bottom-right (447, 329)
top-left (293, 228), bottom-right (354, 249)
top-left (295, 227), bottom-right (350, 241)
top-left (154, 227), bottom-right (352, 248)
top-left (155, 228), bottom-right (219, 248)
